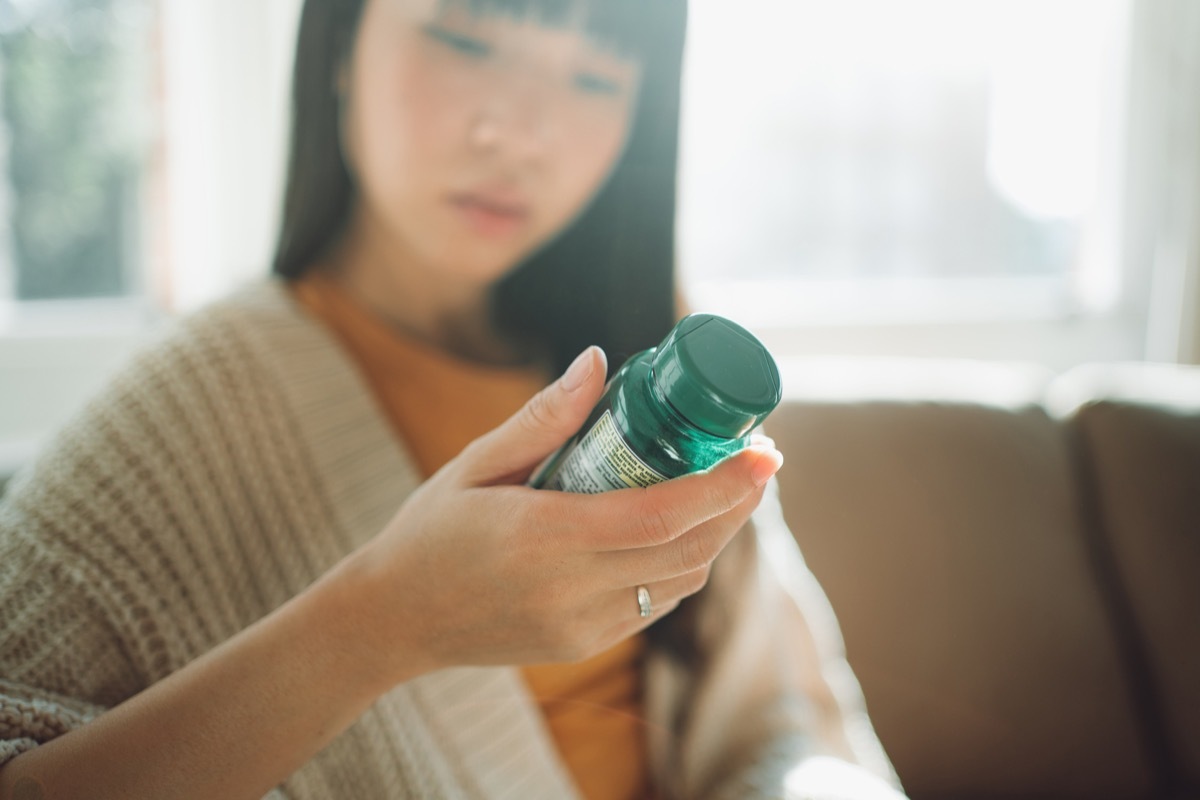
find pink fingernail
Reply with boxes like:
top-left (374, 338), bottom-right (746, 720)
top-left (751, 448), bottom-right (783, 487)
top-left (562, 347), bottom-right (596, 392)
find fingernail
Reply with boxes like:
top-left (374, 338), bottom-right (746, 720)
top-left (749, 433), bottom-right (776, 450)
top-left (562, 347), bottom-right (596, 393)
top-left (750, 447), bottom-right (784, 487)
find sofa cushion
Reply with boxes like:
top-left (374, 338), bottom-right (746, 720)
top-left (1052, 364), bottom-right (1200, 793)
top-left (768, 359), bottom-right (1155, 799)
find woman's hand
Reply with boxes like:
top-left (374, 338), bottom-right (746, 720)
top-left (0, 352), bottom-right (781, 800)
top-left (345, 346), bottom-right (783, 683)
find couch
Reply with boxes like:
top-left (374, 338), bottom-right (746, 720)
top-left (768, 358), bottom-right (1200, 800)
top-left (3, 358), bottom-right (1195, 799)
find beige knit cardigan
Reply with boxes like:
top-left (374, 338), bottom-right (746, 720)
top-left (0, 279), bottom-right (901, 799)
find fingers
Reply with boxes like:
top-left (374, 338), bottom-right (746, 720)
top-left (636, 567), bottom-right (710, 614)
top-left (566, 442), bottom-right (782, 553)
top-left (457, 346), bottom-right (608, 485)
top-left (587, 568), bottom-right (710, 647)
top-left (599, 482), bottom-right (764, 584)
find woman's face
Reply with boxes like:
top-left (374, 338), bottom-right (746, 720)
top-left (340, 0), bottom-right (642, 287)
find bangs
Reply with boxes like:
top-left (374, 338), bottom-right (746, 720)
top-left (443, 0), bottom-right (674, 59)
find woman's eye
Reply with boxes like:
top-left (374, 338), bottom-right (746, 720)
top-left (424, 26), bottom-right (492, 59)
top-left (574, 72), bottom-right (622, 96)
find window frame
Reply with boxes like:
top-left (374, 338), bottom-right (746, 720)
top-left (2, 0), bottom-right (1198, 484)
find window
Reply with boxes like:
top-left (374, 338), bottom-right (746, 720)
top-left (0, 0), bottom-right (301, 482)
top-left (678, 0), bottom-right (1130, 327)
top-left (0, 0), bottom-right (161, 304)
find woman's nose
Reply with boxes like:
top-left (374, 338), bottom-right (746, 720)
top-left (471, 73), bottom-right (557, 162)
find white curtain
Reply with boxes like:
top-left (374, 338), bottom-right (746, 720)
top-left (159, 0), bottom-right (303, 312)
top-left (1133, 0), bottom-right (1200, 364)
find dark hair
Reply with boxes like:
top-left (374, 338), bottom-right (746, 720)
top-left (272, 0), bottom-right (688, 377)
top-left (275, 0), bottom-right (698, 662)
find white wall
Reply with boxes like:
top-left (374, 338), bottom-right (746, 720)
top-left (0, 326), bottom-right (150, 480)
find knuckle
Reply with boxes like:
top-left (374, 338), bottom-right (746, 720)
top-left (519, 389), bottom-right (560, 435)
top-left (538, 493), bottom-right (580, 540)
top-left (452, 437), bottom-right (491, 477)
top-left (459, 435), bottom-right (488, 462)
top-left (710, 473), bottom-right (746, 515)
top-left (688, 564), bottom-right (713, 592)
top-left (636, 496), bottom-right (679, 546)
top-left (491, 492), bottom-right (525, 534)
top-left (677, 531), bottom-right (710, 573)
top-left (507, 500), bottom-right (548, 553)
top-left (498, 508), bottom-right (552, 569)
top-left (737, 484), bottom-right (767, 516)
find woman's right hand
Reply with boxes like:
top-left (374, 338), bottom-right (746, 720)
top-left (344, 346), bottom-right (783, 683)
top-left (0, 345), bottom-right (781, 800)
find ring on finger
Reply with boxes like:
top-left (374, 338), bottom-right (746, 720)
top-left (636, 585), bottom-right (653, 618)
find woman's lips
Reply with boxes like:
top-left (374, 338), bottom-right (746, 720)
top-left (449, 193), bottom-right (529, 238)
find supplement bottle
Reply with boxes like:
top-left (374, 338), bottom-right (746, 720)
top-left (531, 313), bottom-right (781, 494)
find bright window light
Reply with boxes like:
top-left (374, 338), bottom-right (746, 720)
top-left (679, 0), bottom-right (1129, 323)
top-left (0, 0), bottom-right (160, 305)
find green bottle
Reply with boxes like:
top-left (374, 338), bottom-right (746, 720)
top-left (531, 313), bottom-right (782, 493)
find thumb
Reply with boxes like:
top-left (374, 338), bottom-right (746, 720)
top-left (459, 346), bottom-right (608, 485)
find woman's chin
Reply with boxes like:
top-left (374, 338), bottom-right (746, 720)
top-left (421, 244), bottom-right (524, 289)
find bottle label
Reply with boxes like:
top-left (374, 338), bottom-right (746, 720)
top-left (544, 410), bottom-right (667, 494)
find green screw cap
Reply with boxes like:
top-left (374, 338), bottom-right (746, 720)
top-left (650, 313), bottom-right (782, 439)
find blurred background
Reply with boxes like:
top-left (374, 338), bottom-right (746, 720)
top-left (0, 0), bottom-right (1197, 483)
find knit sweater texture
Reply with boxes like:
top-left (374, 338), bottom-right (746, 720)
top-left (0, 279), bottom-right (901, 798)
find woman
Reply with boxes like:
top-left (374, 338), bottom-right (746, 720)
top-left (0, 0), bottom-right (904, 797)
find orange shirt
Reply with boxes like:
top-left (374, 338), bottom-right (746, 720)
top-left (289, 271), bottom-right (652, 800)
